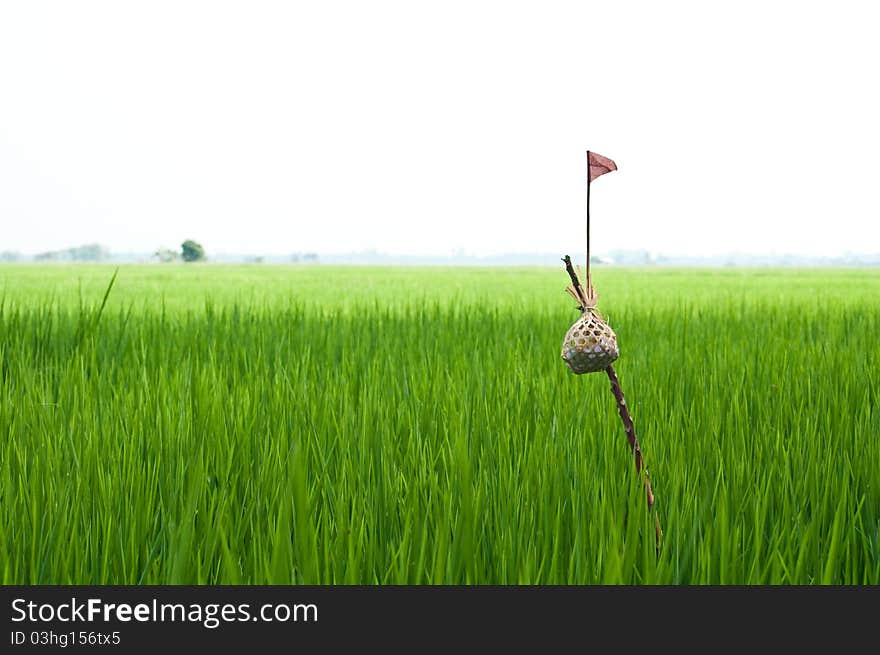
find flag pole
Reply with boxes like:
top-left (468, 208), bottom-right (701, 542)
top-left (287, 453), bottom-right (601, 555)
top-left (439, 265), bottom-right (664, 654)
top-left (586, 151), bottom-right (592, 297)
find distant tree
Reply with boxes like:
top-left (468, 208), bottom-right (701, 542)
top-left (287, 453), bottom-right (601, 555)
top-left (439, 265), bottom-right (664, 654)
top-left (303, 253), bottom-right (319, 263)
top-left (32, 244), bottom-right (109, 262)
top-left (181, 240), bottom-right (206, 263)
top-left (0, 251), bottom-right (22, 263)
top-left (154, 247), bottom-right (179, 263)
top-left (69, 243), bottom-right (109, 262)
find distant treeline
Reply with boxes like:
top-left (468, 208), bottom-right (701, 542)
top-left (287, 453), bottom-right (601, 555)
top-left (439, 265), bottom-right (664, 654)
top-left (1, 243), bottom-right (111, 263)
top-left (3, 245), bottom-right (879, 267)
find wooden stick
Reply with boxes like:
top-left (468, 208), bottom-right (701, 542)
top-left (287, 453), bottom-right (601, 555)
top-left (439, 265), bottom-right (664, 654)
top-left (605, 364), bottom-right (661, 544)
top-left (605, 365), bottom-right (653, 505)
top-left (561, 255), bottom-right (587, 310)
top-left (561, 255), bottom-right (661, 544)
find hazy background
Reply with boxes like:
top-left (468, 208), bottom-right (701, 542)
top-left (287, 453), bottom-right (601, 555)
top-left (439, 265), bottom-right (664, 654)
top-left (1, 1), bottom-right (879, 264)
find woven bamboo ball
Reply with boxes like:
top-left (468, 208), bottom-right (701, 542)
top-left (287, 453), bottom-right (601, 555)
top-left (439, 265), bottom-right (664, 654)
top-left (561, 310), bottom-right (619, 374)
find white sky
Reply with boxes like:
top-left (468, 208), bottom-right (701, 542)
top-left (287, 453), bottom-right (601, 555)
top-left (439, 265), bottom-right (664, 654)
top-left (1, 1), bottom-right (878, 258)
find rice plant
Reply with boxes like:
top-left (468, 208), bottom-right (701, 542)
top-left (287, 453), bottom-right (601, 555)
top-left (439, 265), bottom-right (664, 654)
top-left (0, 265), bottom-right (877, 584)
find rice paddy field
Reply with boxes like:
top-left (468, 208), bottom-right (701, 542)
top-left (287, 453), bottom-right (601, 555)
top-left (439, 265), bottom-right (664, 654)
top-left (1, 264), bottom-right (878, 584)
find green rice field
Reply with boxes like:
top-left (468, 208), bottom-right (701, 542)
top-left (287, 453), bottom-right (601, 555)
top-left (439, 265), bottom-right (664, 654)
top-left (1, 264), bottom-right (878, 584)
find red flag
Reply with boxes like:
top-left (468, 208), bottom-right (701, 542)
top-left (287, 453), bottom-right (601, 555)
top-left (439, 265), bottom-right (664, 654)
top-left (588, 151), bottom-right (617, 183)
